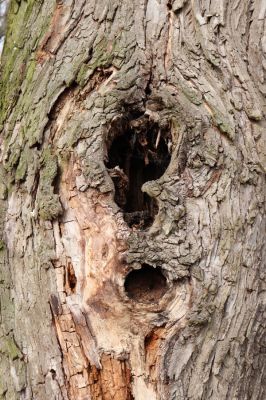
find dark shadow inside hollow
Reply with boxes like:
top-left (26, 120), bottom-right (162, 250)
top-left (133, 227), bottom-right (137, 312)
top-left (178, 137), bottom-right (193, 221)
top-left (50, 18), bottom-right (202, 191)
top-left (124, 264), bottom-right (168, 303)
top-left (105, 116), bottom-right (171, 229)
top-left (66, 262), bottom-right (77, 293)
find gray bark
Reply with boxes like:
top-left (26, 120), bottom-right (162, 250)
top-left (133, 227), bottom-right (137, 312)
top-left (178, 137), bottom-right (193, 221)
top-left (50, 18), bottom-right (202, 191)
top-left (0, 0), bottom-right (265, 399)
top-left (0, 1), bottom-right (8, 54)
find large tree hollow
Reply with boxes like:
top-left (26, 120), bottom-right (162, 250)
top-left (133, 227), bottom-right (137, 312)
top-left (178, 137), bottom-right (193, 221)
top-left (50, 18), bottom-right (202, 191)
top-left (124, 264), bottom-right (168, 303)
top-left (105, 117), bottom-right (171, 229)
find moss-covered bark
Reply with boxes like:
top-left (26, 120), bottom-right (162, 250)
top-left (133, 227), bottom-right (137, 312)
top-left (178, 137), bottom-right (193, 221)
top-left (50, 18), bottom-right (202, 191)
top-left (0, 0), bottom-right (265, 399)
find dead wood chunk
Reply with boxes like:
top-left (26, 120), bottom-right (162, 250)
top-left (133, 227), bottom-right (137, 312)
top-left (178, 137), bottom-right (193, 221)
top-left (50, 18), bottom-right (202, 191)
top-left (50, 294), bottom-right (62, 316)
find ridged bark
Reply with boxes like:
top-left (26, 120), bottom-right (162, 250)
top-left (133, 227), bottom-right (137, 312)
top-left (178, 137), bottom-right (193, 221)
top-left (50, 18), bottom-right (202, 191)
top-left (0, 0), bottom-right (265, 399)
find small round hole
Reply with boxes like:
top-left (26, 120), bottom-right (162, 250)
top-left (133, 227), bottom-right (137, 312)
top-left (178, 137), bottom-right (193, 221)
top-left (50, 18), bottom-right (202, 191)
top-left (124, 264), bottom-right (168, 303)
top-left (50, 369), bottom-right (56, 380)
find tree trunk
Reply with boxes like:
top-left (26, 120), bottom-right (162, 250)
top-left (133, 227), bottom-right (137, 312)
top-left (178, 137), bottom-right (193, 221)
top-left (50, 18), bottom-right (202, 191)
top-left (0, 0), bottom-right (265, 399)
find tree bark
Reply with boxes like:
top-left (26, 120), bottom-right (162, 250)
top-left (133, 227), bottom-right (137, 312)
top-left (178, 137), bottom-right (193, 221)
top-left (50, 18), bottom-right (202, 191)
top-left (0, 0), bottom-right (265, 399)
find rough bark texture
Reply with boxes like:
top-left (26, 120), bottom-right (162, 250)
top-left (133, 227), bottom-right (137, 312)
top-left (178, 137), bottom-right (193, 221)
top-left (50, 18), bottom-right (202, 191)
top-left (0, 0), bottom-right (265, 399)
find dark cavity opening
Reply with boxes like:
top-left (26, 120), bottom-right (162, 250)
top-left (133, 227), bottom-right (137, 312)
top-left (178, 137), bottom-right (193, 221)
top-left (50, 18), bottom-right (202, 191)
top-left (65, 261), bottom-right (77, 294)
top-left (124, 264), bottom-right (168, 303)
top-left (105, 115), bottom-right (171, 229)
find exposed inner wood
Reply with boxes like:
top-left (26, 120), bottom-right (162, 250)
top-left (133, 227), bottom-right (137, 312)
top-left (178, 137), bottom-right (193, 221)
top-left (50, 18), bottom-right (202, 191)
top-left (88, 355), bottom-right (133, 400)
